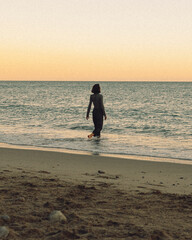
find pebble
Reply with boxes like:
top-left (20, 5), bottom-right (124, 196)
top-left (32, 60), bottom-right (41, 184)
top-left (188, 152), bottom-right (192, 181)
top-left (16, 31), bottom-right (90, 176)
top-left (0, 216), bottom-right (10, 222)
top-left (0, 226), bottom-right (9, 239)
top-left (49, 210), bottom-right (67, 223)
top-left (18, 197), bottom-right (25, 202)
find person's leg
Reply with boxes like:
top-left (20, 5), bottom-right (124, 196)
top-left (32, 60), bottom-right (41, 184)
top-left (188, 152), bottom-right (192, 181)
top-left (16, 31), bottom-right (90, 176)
top-left (97, 113), bottom-right (103, 137)
top-left (92, 109), bottom-right (97, 136)
top-left (93, 110), bottom-right (103, 137)
top-left (88, 110), bottom-right (96, 139)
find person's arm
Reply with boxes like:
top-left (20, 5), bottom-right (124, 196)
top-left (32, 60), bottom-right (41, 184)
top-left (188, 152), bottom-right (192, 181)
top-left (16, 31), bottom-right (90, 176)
top-left (100, 95), bottom-right (107, 119)
top-left (86, 95), bottom-right (92, 119)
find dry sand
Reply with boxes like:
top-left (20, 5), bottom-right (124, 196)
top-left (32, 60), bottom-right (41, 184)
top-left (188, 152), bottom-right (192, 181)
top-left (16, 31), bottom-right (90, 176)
top-left (0, 145), bottom-right (192, 239)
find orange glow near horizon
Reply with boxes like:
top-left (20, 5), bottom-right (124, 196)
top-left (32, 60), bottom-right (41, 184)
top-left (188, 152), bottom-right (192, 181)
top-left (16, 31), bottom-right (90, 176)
top-left (1, 44), bottom-right (192, 81)
top-left (0, 1), bottom-right (192, 81)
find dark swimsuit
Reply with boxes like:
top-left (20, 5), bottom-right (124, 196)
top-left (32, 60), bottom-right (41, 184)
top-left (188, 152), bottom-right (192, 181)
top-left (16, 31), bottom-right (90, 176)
top-left (87, 93), bottom-right (106, 137)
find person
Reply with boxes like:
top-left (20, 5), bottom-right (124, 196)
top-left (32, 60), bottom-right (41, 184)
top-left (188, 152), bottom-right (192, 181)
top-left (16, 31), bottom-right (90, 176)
top-left (86, 84), bottom-right (107, 138)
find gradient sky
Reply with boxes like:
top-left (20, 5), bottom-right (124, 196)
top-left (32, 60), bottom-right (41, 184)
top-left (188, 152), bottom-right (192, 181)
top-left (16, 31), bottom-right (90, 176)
top-left (0, 0), bottom-right (192, 81)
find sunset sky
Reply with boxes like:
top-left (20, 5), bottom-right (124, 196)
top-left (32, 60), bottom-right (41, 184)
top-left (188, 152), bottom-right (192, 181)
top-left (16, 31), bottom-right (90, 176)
top-left (0, 0), bottom-right (192, 81)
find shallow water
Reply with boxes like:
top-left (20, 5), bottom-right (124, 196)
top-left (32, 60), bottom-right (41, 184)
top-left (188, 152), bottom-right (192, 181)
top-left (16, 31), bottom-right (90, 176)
top-left (0, 81), bottom-right (191, 161)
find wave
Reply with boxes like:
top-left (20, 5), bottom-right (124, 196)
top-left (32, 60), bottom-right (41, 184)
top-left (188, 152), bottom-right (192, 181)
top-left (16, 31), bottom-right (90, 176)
top-left (69, 125), bottom-right (91, 131)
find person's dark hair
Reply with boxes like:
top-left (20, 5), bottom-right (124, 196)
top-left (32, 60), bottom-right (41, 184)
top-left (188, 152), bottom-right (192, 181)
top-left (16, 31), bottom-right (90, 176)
top-left (91, 84), bottom-right (100, 94)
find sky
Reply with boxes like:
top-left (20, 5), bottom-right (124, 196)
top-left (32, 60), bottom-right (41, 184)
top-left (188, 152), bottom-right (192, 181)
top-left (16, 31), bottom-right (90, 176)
top-left (0, 0), bottom-right (192, 81)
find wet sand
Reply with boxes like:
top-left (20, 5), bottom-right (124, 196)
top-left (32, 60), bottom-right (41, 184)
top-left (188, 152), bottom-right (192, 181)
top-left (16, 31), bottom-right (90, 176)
top-left (0, 146), bottom-right (192, 239)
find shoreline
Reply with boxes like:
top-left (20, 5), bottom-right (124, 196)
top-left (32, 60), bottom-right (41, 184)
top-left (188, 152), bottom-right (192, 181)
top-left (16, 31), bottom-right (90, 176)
top-left (1, 142), bottom-right (192, 166)
top-left (0, 143), bottom-right (192, 195)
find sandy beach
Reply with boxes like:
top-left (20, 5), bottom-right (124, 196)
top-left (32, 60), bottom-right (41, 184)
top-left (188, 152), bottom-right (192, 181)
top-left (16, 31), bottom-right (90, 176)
top-left (0, 145), bottom-right (192, 239)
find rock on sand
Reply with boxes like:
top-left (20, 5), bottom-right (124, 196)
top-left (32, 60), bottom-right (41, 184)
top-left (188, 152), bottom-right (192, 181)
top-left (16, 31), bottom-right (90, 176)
top-left (49, 210), bottom-right (67, 223)
top-left (0, 216), bottom-right (10, 222)
top-left (0, 226), bottom-right (9, 239)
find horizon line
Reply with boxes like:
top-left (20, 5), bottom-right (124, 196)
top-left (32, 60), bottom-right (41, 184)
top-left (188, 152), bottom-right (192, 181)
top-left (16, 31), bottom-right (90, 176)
top-left (0, 80), bottom-right (192, 83)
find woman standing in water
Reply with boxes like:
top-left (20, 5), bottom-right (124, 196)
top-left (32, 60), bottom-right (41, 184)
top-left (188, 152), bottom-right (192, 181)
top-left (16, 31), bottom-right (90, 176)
top-left (86, 84), bottom-right (107, 138)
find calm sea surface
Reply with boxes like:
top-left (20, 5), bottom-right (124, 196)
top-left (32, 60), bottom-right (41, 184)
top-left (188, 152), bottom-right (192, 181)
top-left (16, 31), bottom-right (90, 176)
top-left (0, 81), bottom-right (191, 162)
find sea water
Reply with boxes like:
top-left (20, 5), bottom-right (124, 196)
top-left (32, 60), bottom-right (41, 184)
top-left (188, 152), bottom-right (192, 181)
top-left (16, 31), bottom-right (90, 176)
top-left (0, 81), bottom-right (191, 162)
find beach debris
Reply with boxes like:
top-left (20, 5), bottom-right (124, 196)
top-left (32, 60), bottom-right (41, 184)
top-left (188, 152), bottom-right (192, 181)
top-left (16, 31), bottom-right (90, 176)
top-left (44, 201), bottom-right (55, 209)
top-left (38, 170), bottom-right (51, 174)
top-left (98, 170), bottom-right (105, 174)
top-left (0, 215), bottom-right (10, 222)
top-left (49, 211), bottom-right (67, 223)
top-left (151, 190), bottom-right (162, 195)
top-left (107, 220), bottom-right (119, 226)
top-left (17, 197), bottom-right (25, 202)
top-left (0, 226), bottom-right (9, 239)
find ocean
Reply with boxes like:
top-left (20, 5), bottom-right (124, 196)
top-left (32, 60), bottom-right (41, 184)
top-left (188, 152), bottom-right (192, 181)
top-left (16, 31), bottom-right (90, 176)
top-left (0, 81), bottom-right (191, 162)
